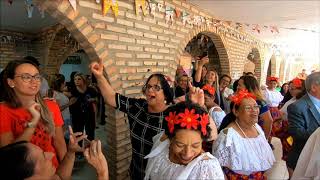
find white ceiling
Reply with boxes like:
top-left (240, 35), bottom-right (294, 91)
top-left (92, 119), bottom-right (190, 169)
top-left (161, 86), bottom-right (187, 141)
top-left (187, 1), bottom-right (320, 43)
top-left (0, 0), bottom-right (57, 32)
top-left (187, 0), bottom-right (320, 63)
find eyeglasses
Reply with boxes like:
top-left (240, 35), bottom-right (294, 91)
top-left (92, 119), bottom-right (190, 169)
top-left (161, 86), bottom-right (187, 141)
top-left (15, 74), bottom-right (41, 83)
top-left (221, 78), bottom-right (231, 84)
top-left (144, 84), bottom-right (162, 92)
top-left (242, 105), bottom-right (260, 112)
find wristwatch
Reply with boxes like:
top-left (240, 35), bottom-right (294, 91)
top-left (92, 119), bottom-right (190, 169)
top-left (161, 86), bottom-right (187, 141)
top-left (26, 122), bottom-right (36, 128)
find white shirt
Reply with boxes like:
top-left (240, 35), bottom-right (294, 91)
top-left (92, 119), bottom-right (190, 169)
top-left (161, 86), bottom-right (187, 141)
top-left (212, 124), bottom-right (275, 175)
top-left (222, 87), bottom-right (234, 99)
top-left (263, 89), bottom-right (283, 107)
top-left (209, 106), bottom-right (226, 129)
top-left (280, 97), bottom-right (297, 120)
top-left (292, 128), bottom-right (320, 180)
top-left (144, 132), bottom-right (225, 180)
top-left (53, 91), bottom-right (70, 121)
top-left (40, 78), bottom-right (49, 97)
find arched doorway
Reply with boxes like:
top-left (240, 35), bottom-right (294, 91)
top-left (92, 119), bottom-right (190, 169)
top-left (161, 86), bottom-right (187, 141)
top-left (245, 48), bottom-right (262, 82)
top-left (183, 32), bottom-right (230, 77)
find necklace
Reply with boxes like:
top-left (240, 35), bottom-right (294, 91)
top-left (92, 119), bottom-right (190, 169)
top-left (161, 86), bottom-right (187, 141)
top-left (235, 120), bottom-right (255, 138)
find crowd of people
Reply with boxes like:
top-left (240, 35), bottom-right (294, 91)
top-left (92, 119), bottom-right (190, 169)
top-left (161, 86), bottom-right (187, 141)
top-left (0, 55), bottom-right (319, 180)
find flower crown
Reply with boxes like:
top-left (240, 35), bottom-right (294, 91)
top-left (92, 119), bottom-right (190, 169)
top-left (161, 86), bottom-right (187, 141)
top-left (165, 108), bottom-right (209, 136)
top-left (202, 84), bottom-right (215, 96)
top-left (231, 89), bottom-right (256, 105)
top-left (267, 76), bottom-right (279, 82)
top-left (291, 78), bottom-right (302, 88)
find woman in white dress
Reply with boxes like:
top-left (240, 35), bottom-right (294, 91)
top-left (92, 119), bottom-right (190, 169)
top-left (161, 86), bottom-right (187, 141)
top-left (144, 102), bottom-right (224, 180)
top-left (213, 90), bottom-right (275, 179)
top-left (202, 84), bottom-right (226, 130)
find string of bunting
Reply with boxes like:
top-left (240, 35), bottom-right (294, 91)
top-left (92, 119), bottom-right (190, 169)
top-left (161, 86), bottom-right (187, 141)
top-left (8, 0), bottom-right (319, 35)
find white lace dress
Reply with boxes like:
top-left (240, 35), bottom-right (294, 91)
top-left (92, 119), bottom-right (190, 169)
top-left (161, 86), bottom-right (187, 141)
top-left (144, 132), bottom-right (225, 180)
top-left (263, 89), bottom-right (283, 107)
top-left (209, 106), bottom-right (226, 129)
top-left (212, 124), bottom-right (275, 175)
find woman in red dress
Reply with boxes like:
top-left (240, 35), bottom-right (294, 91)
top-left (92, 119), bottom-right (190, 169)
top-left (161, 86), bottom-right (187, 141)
top-left (0, 59), bottom-right (67, 169)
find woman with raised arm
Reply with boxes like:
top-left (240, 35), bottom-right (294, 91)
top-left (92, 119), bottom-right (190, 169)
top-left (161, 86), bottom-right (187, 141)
top-left (193, 56), bottom-right (221, 106)
top-left (0, 59), bottom-right (67, 169)
top-left (90, 59), bottom-right (216, 180)
top-left (90, 60), bottom-right (174, 180)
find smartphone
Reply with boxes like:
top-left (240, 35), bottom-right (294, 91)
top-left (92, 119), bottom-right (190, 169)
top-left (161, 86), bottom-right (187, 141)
top-left (81, 128), bottom-right (91, 149)
top-left (198, 51), bottom-right (208, 59)
top-left (82, 138), bottom-right (91, 149)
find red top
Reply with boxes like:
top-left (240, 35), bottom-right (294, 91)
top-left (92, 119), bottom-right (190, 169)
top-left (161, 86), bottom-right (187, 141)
top-left (0, 100), bottom-right (64, 168)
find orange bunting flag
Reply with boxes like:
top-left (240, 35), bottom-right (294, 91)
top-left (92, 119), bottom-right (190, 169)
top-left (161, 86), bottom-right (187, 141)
top-left (175, 9), bottom-right (181, 18)
top-left (135, 0), bottom-right (147, 16)
top-left (102, 0), bottom-right (118, 17)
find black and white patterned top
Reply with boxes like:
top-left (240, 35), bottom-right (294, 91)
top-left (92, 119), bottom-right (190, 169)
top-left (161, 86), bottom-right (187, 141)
top-left (115, 93), bottom-right (168, 180)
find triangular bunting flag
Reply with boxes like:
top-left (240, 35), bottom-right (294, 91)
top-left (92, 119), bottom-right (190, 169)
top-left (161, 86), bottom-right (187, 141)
top-left (25, 0), bottom-right (34, 18)
top-left (175, 9), bottom-right (181, 18)
top-left (165, 6), bottom-right (174, 24)
top-left (102, 0), bottom-right (118, 17)
top-left (135, 0), bottom-right (147, 16)
top-left (68, 0), bottom-right (77, 11)
top-left (270, 26), bottom-right (279, 33)
top-left (252, 24), bottom-right (261, 33)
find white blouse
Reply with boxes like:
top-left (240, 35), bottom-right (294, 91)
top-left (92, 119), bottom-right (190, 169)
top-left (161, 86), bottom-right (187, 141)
top-left (280, 97), bottom-right (296, 120)
top-left (212, 124), bottom-right (275, 175)
top-left (264, 89), bottom-right (283, 107)
top-left (209, 106), bottom-right (226, 129)
top-left (144, 132), bottom-right (224, 180)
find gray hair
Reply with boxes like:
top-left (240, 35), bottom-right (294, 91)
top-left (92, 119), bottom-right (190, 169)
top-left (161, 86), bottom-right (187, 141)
top-left (305, 72), bottom-right (320, 92)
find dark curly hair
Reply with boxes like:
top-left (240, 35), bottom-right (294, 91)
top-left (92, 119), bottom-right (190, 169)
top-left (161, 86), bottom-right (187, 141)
top-left (164, 102), bottom-right (211, 141)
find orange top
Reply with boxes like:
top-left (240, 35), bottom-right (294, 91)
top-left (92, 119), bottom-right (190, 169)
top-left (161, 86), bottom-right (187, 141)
top-left (0, 100), bottom-right (64, 168)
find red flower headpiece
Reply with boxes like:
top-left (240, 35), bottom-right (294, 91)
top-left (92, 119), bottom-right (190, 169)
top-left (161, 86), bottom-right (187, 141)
top-left (267, 76), bottom-right (279, 82)
top-left (202, 84), bottom-right (215, 96)
top-left (231, 89), bottom-right (256, 105)
top-left (291, 78), bottom-right (302, 88)
top-left (165, 108), bottom-right (209, 136)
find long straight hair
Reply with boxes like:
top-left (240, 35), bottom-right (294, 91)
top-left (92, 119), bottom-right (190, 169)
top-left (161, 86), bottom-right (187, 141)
top-left (2, 59), bottom-right (55, 135)
top-left (204, 68), bottom-right (220, 105)
top-left (240, 75), bottom-right (266, 102)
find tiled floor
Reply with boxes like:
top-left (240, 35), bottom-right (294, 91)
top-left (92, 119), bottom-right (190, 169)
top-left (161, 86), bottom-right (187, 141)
top-left (72, 127), bottom-right (289, 179)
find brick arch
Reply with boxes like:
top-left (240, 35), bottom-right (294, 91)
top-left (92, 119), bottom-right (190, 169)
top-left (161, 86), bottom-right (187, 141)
top-left (33, 1), bottom-right (122, 179)
top-left (267, 54), bottom-right (277, 77)
top-left (47, 27), bottom-right (81, 74)
top-left (250, 47), bottom-right (262, 82)
top-left (179, 25), bottom-right (230, 76)
top-left (33, 0), bottom-right (116, 81)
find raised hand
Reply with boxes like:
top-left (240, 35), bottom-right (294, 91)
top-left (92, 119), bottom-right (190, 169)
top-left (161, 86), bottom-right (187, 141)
top-left (84, 140), bottom-right (108, 178)
top-left (68, 126), bottom-right (87, 153)
top-left (90, 59), bottom-right (104, 78)
top-left (188, 81), bottom-right (205, 107)
top-left (198, 56), bottom-right (209, 66)
top-left (28, 102), bottom-right (41, 123)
